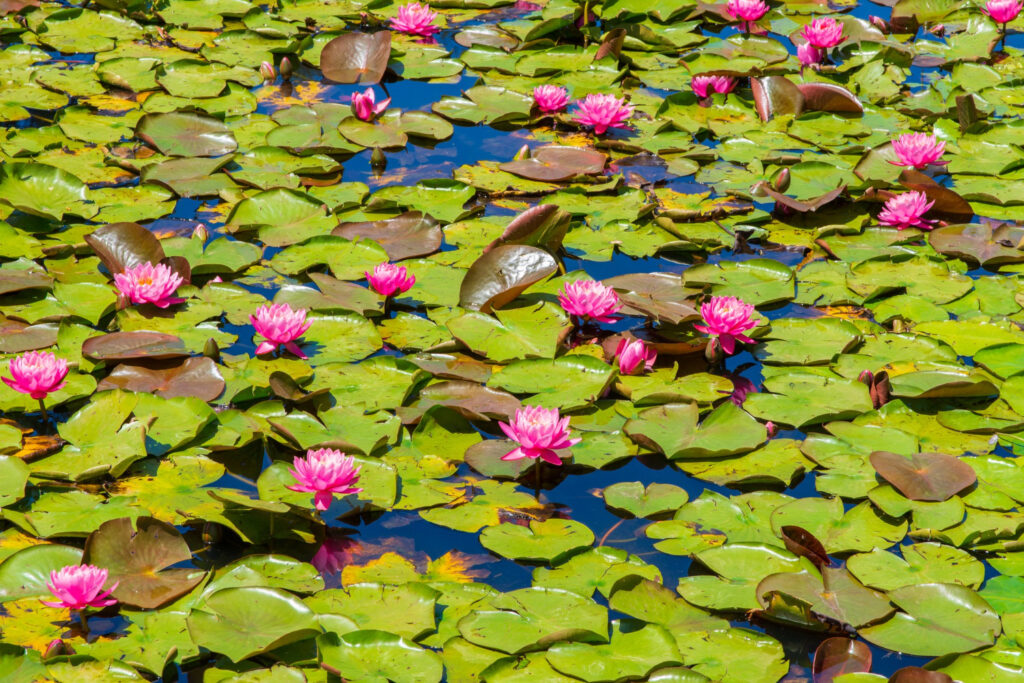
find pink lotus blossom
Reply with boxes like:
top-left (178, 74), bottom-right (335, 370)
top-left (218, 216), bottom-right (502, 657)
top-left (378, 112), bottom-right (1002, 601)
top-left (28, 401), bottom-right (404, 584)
top-left (3, 351), bottom-right (68, 400)
top-left (558, 280), bottom-right (622, 323)
top-left (41, 565), bottom-right (118, 611)
top-left (366, 262), bottom-right (415, 297)
top-left (533, 85), bottom-right (570, 113)
top-left (798, 42), bottom-right (824, 66)
top-left (985, 0), bottom-right (1023, 23)
top-left (695, 296), bottom-right (758, 355)
top-left (878, 191), bottom-right (935, 230)
top-left (287, 448), bottom-right (363, 511)
top-left (888, 133), bottom-right (946, 169)
top-left (691, 75), bottom-right (737, 98)
top-left (572, 93), bottom-right (633, 135)
top-left (499, 405), bottom-right (580, 466)
top-left (351, 88), bottom-right (389, 121)
top-left (250, 302), bottom-right (311, 358)
top-left (113, 262), bottom-right (185, 308)
top-left (389, 2), bottom-right (439, 36)
top-left (727, 0), bottom-right (769, 29)
top-left (615, 338), bottom-right (656, 375)
top-left (801, 17), bottom-right (845, 48)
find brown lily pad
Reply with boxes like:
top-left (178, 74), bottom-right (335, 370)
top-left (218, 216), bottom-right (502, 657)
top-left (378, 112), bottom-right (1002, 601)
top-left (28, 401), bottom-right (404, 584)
top-left (332, 211), bottom-right (442, 260)
top-left (869, 451), bottom-right (977, 502)
top-left (928, 224), bottom-right (1024, 268)
top-left (812, 638), bottom-right (872, 683)
top-left (604, 272), bottom-right (700, 324)
top-left (97, 356), bottom-right (225, 401)
top-left (898, 169), bottom-right (973, 223)
top-left (83, 517), bottom-right (206, 610)
top-left (499, 146), bottom-right (607, 182)
top-left (751, 76), bottom-right (804, 122)
top-left (798, 83), bottom-right (863, 115)
top-left (458, 244), bottom-right (557, 313)
top-left (484, 204), bottom-right (571, 255)
top-left (82, 331), bottom-right (189, 361)
top-left (321, 31), bottom-right (392, 84)
top-left (781, 525), bottom-right (830, 571)
top-left (0, 320), bottom-right (59, 354)
top-left (400, 380), bottom-right (520, 423)
top-left (85, 222), bottom-right (165, 274)
top-left (0, 270), bottom-right (52, 296)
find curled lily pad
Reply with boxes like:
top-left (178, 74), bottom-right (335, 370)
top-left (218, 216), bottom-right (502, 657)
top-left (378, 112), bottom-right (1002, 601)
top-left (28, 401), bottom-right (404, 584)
top-left (499, 146), bottom-right (607, 182)
top-left (751, 76), bottom-right (804, 122)
top-left (83, 516), bottom-right (205, 609)
top-left (797, 84), bottom-right (863, 114)
top-left (96, 357), bottom-right (226, 401)
top-left (812, 638), bottom-right (872, 681)
top-left (85, 222), bottom-right (165, 274)
top-left (320, 31), bottom-right (392, 84)
top-left (869, 451), bottom-right (977, 502)
top-left (484, 204), bottom-right (571, 254)
top-left (458, 245), bottom-right (558, 313)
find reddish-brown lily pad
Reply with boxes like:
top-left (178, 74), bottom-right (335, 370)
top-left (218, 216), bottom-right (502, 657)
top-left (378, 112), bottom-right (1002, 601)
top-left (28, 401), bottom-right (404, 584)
top-left (812, 638), bottom-right (872, 683)
top-left (97, 356), bottom-right (225, 401)
top-left (320, 31), bottom-right (392, 84)
top-left (0, 320), bottom-right (59, 354)
top-left (332, 211), bottom-right (442, 261)
top-left (82, 331), bottom-right (189, 361)
top-left (458, 244), bottom-right (557, 313)
top-left (499, 146), bottom-right (607, 182)
top-left (83, 516), bottom-right (206, 610)
top-left (869, 451), bottom-right (977, 502)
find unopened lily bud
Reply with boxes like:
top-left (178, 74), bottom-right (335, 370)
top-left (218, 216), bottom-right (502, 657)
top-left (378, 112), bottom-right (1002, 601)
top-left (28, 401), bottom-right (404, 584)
top-left (371, 147), bottom-right (387, 169)
top-left (192, 223), bottom-right (208, 242)
top-left (773, 167), bottom-right (790, 193)
top-left (259, 61), bottom-right (275, 82)
top-left (513, 144), bottom-right (531, 161)
top-left (858, 369), bottom-right (874, 385)
top-left (869, 15), bottom-right (889, 32)
top-left (765, 421), bottom-right (777, 437)
top-left (280, 56), bottom-right (294, 81)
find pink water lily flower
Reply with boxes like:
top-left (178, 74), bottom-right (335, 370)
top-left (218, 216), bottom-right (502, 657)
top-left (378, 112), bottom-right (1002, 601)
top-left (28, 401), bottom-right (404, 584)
top-left (351, 88), bottom-right (390, 121)
top-left (573, 93), bottom-right (633, 135)
top-left (727, 0), bottom-right (769, 29)
top-left (691, 75), bottom-right (737, 98)
top-left (695, 296), bottom-right (758, 355)
top-left (559, 280), bottom-right (622, 323)
top-left (250, 302), bottom-right (312, 358)
top-left (366, 262), bottom-right (415, 297)
top-left (615, 338), bottom-right (657, 375)
top-left (798, 42), bottom-right (824, 66)
top-left (802, 17), bottom-right (845, 48)
top-left (878, 191), bottom-right (935, 230)
top-left (390, 1), bottom-right (439, 36)
top-left (888, 132), bottom-right (946, 169)
top-left (985, 0), bottom-right (1023, 23)
top-left (287, 448), bottom-right (363, 511)
top-left (3, 351), bottom-right (68, 400)
top-left (500, 405), bottom-right (580, 466)
top-left (114, 262), bottom-right (185, 308)
top-left (41, 565), bottom-right (118, 611)
top-left (533, 85), bottom-right (570, 113)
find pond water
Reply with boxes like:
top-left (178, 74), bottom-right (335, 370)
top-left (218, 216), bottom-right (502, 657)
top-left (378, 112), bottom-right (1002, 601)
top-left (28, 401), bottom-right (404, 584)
top-left (1, 0), bottom-right (1023, 681)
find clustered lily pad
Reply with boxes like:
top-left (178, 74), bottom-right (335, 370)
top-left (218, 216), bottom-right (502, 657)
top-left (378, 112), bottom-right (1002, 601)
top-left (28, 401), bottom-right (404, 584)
top-left (0, 0), bottom-right (1023, 680)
